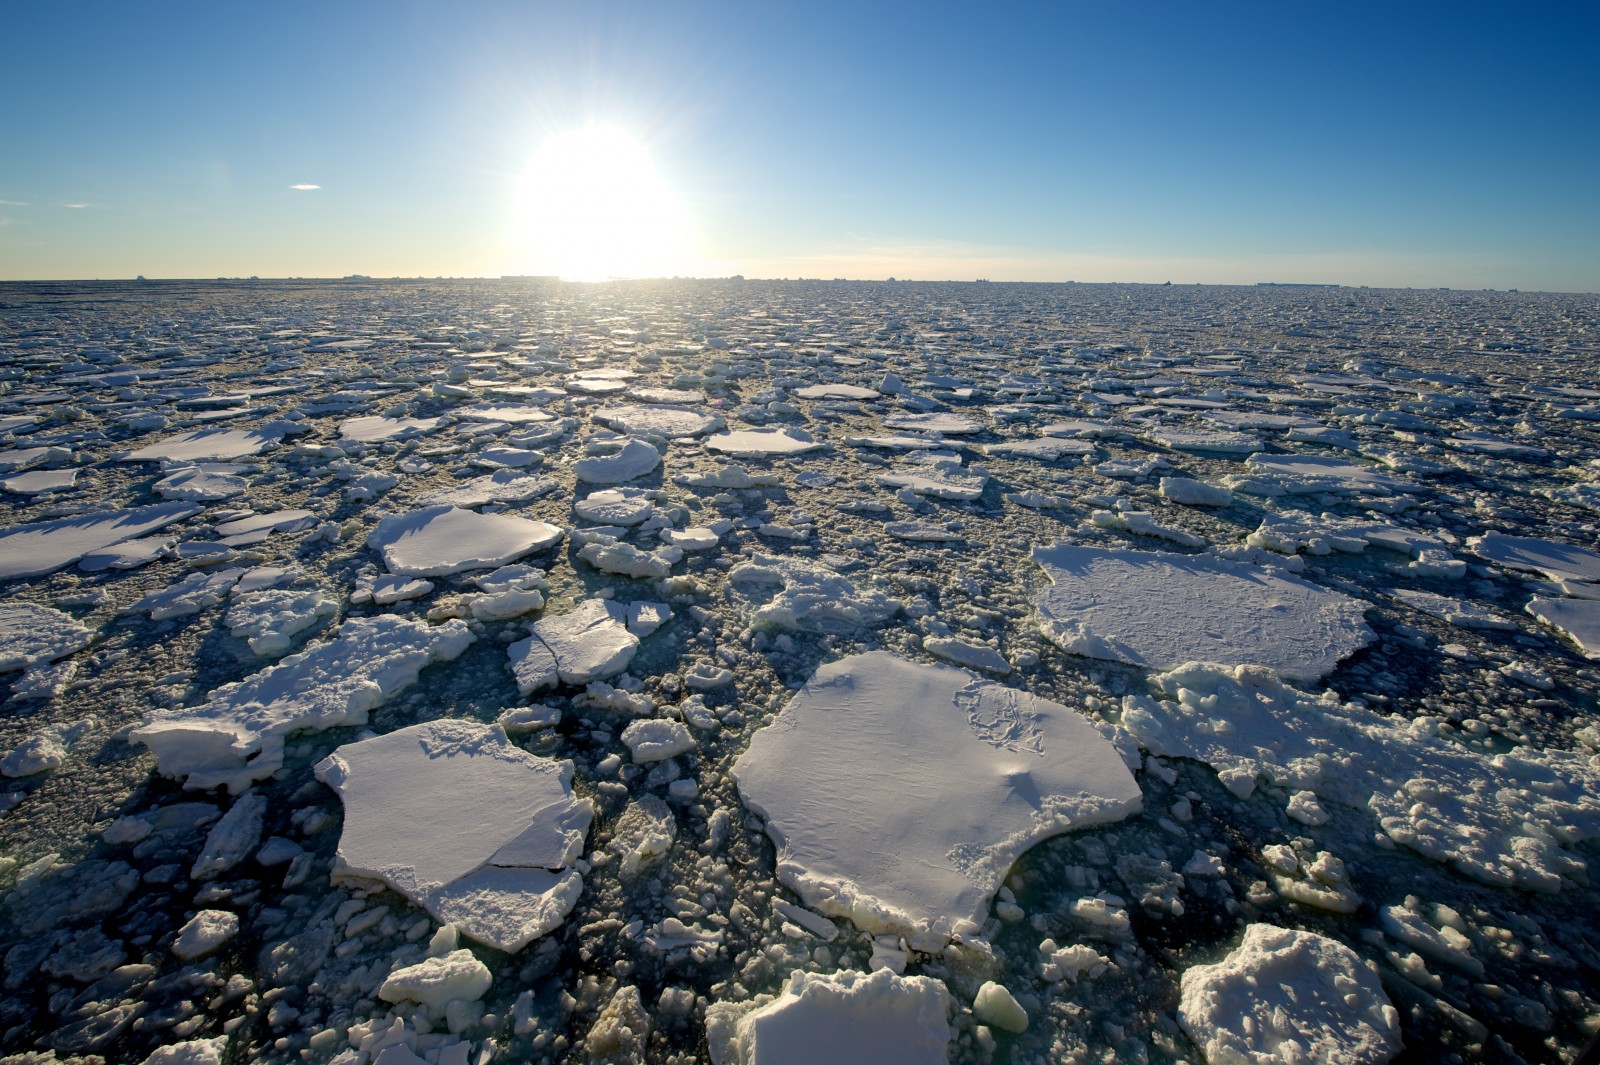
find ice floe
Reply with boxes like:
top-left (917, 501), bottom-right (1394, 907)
top-left (0, 502), bottom-right (201, 580)
top-left (132, 616), bottom-right (474, 792)
top-left (1033, 544), bottom-right (1373, 682)
top-left (367, 505), bottom-right (562, 576)
top-left (733, 651), bottom-right (1140, 948)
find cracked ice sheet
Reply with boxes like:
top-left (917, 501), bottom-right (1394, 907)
top-left (732, 652), bottom-right (1140, 951)
top-left (1032, 544), bottom-right (1373, 683)
top-left (316, 720), bottom-right (592, 952)
top-left (0, 502), bottom-right (202, 580)
top-left (1121, 662), bottom-right (1600, 892)
top-left (131, 616), bottom-right (474, 792)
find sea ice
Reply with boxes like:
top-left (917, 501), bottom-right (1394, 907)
top-left (316, 720), bottom-right (592, 952)
top-left (1526, 596), bottom-right (1600, 658)
top-left (727, 556), bottom-right (901, 633)
top-left (124, 426), bottom-right (287, 462)
top-left (338, 415), bottom-right (444, 443)
top-left (572, 438), bottom-right (661, 483)
top-left (733, 652), bottom-right (1141, 948)
top-left (0, 502), bottom-right (201, 580)
top-left (1122, 662), bottom-right (1600, 891)
top-left (367, 505), bottom-right (562, 576)
top-left (592, 404), bottom-right (726, 438)
top-left (0, 602), bottom-right (93, 672)
top-left (1179, 924), bottom-right (1399, 1065)
top-left (705, 428), bottom-right (825, 457)
top-left (1470, 532), bottom-right (1600, 583)
top-left (507, 600), bottom-right (639, 694)
top-left (1032, 544), bottom-right (1373, 682)
top-left (875, 458), bottom-right (989, 501)
top-left (131, 616), bottom-right (474, 792)
top-left (705, 968), bottom-right (951, 1065)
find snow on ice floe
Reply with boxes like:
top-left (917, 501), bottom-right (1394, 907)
top-left (415, 469), bottom-right (558, 508)
top-left (1122, 662), bottom-right (1600, 891)
top-left (1180, 924), bottom-right (1399, 1065)
top-left (367, 505), bottom-right (562, 576)
top-left (881, 412), bottom-right (983, 435)
top-left (1470, 531), bottom-right (1600, 584)
top-left (732, 652), bottom-right (1141, 949)
top-left (705, 968), bottom-right (951, 1065)
top-left (1, 468), bottom-right (79, 495)
top-left (1032, 544), bottom-right (1373, 682)
top-left (315, 719), bottom-right (592, 952)
top-left (131, 616), bottom-right (474, 792)
top-left (592, 403), bottom-right (726, 438)
top-left (705, 428), bottom-right (825, 457)
top-left (1145, 428), bottom-right (1261, 454)
top-left (0, 502), bottom-right (201, 580)
top-left (154, 464), bottom-right (248, 501)
top-left (0, 602), bottom-right (93, 671)
top-left (124, 426), bottom-right (289, 462)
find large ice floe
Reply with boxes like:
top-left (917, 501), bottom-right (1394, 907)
top-left (733, 652), bottom-right (1141, 949)
top-left (1032, 544), bottom-right (1374, 682)
top-left (367, 505), bottom-right (563, 577)
top-left (315, 720), bottom-right (593, 952)
top-left (705, 968), bottom-right (951, 1065)
top-left (0, 502), bottom-right (201, 580)
top-left (131, 617), bottom-right (474, 791)
top-left (1179, 924), bottom-right (1400, 1065)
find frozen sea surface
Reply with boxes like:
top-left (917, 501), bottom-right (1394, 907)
top-left (1, 278), bottom-right (1599, 1065)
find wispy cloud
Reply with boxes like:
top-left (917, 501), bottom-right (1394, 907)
top-left (61, 202), bottom-right (90, 209)
top-left (289, 183), bottom-right (321, 191)
top-left (0, 199), bottom-right (25, 207)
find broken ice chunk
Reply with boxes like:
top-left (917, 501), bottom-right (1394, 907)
top-left (573, 438), bottom-right (661, 483)
top-left (0, 603), bottom-right (93, 672)
top-left (317, 720), bottom-right (593, 952)
top-left (705, 968), bottom-right (951, 1065)
top-left (705, 428), bottom-right (825, 457)
top-left (508, 600), bottom-right (639, 694)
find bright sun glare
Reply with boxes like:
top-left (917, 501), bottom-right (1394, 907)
top-left (514, 124), bottom-right (691, 282)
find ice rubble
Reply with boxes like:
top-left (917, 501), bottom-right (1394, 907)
top-left (727, 555), bottom-right (901, 633)
top-left (1032, 544), bottom-right (1374, 683)
top-left (316, 720), bottom-right (593, 952)
top-left (733, 652), bottom-right (1141, 949)
top-left (705, 968), bottom-right (951, 1065)
top-left (1122, 662), bottom-right (1600, 891)
top-left (0, 502), bottom-right (201, 580)
top-left (367, 505), bottom-right (563, 577)
top-left (1179, 924), bottom-right (1400, 1065)
top-left (0, 602), bottom-right (93, 671)
top-left (131, 616), bottom-right (474, 792)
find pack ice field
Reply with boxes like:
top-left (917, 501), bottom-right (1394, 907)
top-left (1, 278), bottom-right (1598, 1065)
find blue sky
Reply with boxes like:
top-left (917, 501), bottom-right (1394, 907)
top-left (3, 1), bottom-right (1597, 290)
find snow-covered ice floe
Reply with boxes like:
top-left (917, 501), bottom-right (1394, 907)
top-left (315, 719), bottom-right (592, 952)
top-left (733, 651), bottom-right (1140, 950)
top-left (1032, 543), bottom-right (1373, 682)
top-left (367, 505), bottom-right (563, 576)
top-left (131, 617), bottom-right (474, 791)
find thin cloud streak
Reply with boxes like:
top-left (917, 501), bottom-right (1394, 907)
top-left (289, 183), bottom-right (321, 191)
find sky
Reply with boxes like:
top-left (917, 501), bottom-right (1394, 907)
top-left (2, 1), bottom-right (1597, 291)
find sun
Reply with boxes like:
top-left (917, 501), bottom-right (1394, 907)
top-left (512, 124), bottom-right (691, 281)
